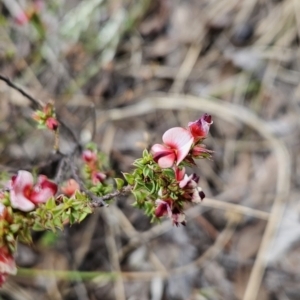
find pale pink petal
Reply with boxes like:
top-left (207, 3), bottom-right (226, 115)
top-left (162, 127), bottom-right (194, 164)
top-left (176, 141), bottom-right (194, 165)
top-left (191, 189), bottom-right (201, 203)
top-left (10, 171), bottom-right (35, 211)
top-left (10, 190), bottom-right (35, 211)
top-left (151, 144), bottom-right (169, 154)
top-left (152, 144), bottom-right (175, 167)
top-left (162, 127), bottom-right (193, 149)
top-left (11, 170), bottom-right (33, 194)
top-left (157, 153), bottom-right (176, 168)
top-left (179, 174), bottom-right (193, 188)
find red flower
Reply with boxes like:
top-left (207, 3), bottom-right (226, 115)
top-left (0, 247), bottom-right (17, 287)
top-left (155, 199), bottom-right (172, 218)
top-left (82, 150), bottom-right (97, 163)
top-left (91, 171), bottom-right (107, 184)
top-left (154, 199), bottom-right (186, 226)
top-left (61, 179), bottom-right (80, 197)
top-left (9, 171), bottom-right (57, 212)
top-left (188, 114), bottom-right (213, 140)
top-left (174, 167), bottom-right (205, 203)
top-left (151, 127), bottom-right (194, 168)
top-left (46, 117), bottom-right (59, 131)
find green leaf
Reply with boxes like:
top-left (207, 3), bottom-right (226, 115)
top-left (131, 190), bottom-right (143, 203)
top-left (162, 168), bottom-right (175, 178)
top-left (142, 166), bottom-right (150, 178)
top-left (122, 173), bottom-right (135, 185)
top-left (53, 217), bottom-right (64, 230)
top-left (71, 210), bottom-right (80, 221)
top-left (145, 181), bottom-right (155, 193)
top-left (45, 197), bottom-right (56, 210)
top-left (37, 124), bottom-right (47, 129)
top-left (78, 212), bottom-right (89, 222)
top-left (9, 224), bottom-right (21, 233)
top-left (82, 207), bottom-right (93, 214)
top-left (142, 149), bottom-right (149, 158)
top-left (75, 191), bottom-right (87, 201)
top-left (69, 213), bottom-right (75, 225)
top-left (114, 178), bottom-right (124, 190)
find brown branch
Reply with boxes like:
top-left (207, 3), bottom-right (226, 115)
top-left (0, 74), bottom-right (43, 108)
top-left (0, 74), bottom-right (80, 146)
top-left (68, 156), bottom-right (132, 207)
top-left (91, 185), bottom-right (133, 207)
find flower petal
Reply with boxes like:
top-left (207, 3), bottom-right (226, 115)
top-left (10, 170), bottom-right (33, 194)
top-left (188, 114), bottom-right (213, 139)
top-left (157, 153), bottom-right (176, 168)
top-left (10, 171), bottom-right (35, 211)
top-left (155, 199), bottom-right (172, 218)
top-left (10, 190), bottom-right (35, 211)
top-left (29, 175), bottom-right (57, 204)
top-left (162, 127), bottom-right (194, 164)
top-left (61, 179), bottom-right (80, 197)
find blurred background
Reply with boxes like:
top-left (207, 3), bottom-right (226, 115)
top-left (0, 0), bottom-right (299, 299)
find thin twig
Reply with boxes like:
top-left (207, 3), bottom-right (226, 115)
top-left (68, 155), bottom-right (132, 207)
top-left (0, 74), bottom-right (44, 108)
top-left (0, 74), bottom-right (80, 146)
top-left (54, 157), bottom-right (68, 184)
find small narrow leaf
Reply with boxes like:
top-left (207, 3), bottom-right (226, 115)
top-left (114, 178), bottom-right (124, 190)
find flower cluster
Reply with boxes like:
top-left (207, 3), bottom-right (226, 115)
top-left (0, 169), bottom-right (93, 286)
top-left (127, 114), bottom-right (213, 226)
top-left (0, 112), bottom-right (213, 286)
top-left (32, 102), bottom-right (59, 131)
top-left (9, 171), bottom-right (57, 212)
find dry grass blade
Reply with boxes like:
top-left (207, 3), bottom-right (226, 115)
top-left (202, 198), bottom-right (269, 221)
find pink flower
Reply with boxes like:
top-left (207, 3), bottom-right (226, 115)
top-left (151, 127), bottom-right (194, 168)
top-left (91, 171), bottom-right (107, 184)
top-left (61, 179), bottom-right (80, 197)
top-left (0, 247), bottom-right (17, 287)
top-left (10, 171), bottom-right (57, 212)
top-left (154, 199), bottom-right (186, 226)
top-left (82, 150), bottom-right (97, 163)
top-left (188, 114), bottom-right (213, 140)
top-left (155, 199), bottom-right (172, 218)
top-left (46, 117), bottom-right (59, 131)
top-left (175, 168), bottom-right (205, 203)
